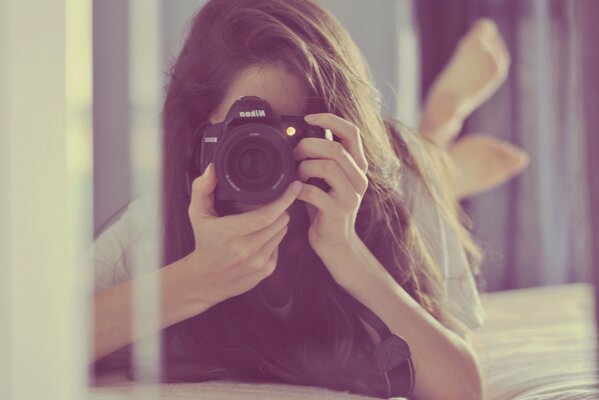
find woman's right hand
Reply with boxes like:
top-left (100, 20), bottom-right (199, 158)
top-left (184, 162), bottom-right (302, 305)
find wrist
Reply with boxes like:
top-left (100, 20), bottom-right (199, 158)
top-left (317, 236), bottom-right (382, 292)
top-left (314, 234), bottom-right (361, 267)
top-left (163, 253), bottom-right (217, 316)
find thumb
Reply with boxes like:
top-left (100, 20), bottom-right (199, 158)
top-left (190, 163), bottom-right (217, 218)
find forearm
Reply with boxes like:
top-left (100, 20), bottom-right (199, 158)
top-left (92, 254), bottom-right (212, 362)
top-left (322, 239), bottom-right (484, 400)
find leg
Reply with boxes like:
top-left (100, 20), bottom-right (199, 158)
top-left (449, 134), bottom-right (529, 199)
top-left (420, 19), bottom-right (511, 148)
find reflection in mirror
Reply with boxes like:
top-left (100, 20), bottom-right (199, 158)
top-left (83, 1), bottom-right (599, 400)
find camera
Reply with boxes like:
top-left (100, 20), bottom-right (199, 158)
top-left (186, 96), bottom-right (333, 204)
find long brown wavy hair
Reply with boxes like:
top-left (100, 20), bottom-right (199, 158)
top-left (160, 0), bottom-right (484, 396)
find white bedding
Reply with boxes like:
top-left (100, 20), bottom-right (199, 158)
top-left (90, 282), bottom-right (597, 399)
top-left (474, 282), bottom-right (598, 399)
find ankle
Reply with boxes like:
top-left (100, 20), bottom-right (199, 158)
top-left (420, 91), bottom-right (465, 146)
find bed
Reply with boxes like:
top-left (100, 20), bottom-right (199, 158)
top-left (89, 282), bottom-right (598, 399)
top-left (473, 282), bottom-right (598, 399)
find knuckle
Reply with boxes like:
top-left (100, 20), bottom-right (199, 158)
top-left (280, 211), bottom-right (290, 225)
top-left (352, 192), bottom-right (362, 207)
top-left (265, 263), bottom-right (276, 277)
top-left (331, 141), bottom-right (345, 156)
top-left (191, 176), bottom-right (203, 195)
top-left (303, 184), bottom-right (317, 199)
top-left (297, 161), bottom-right (307, 175)
top-left (258, 212), bottom-right (276, 226)
top-left (360, 175), bottom-right (369, 193)
top-left (231, 246), bottom-right (249, 262)
top-left (295, 139), bottom-right (307, 154)
top-left (258, 256), bottom-right (271, 271)
top-left (323, 159), bottom-right (337, 174)
top-left (261, 258), bottom-right (277, 277)
top-left (247, 259), bottom-right (262, 273)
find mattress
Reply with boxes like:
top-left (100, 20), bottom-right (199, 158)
top-left (89, 282), bottom-right (598, 399)
top-left (474, 282), bottom-right (598, 399)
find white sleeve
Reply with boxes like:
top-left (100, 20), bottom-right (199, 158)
top-left (403, 166), bottom-right (487, 332)
top-left (82, 192), bottom-right (161, 292)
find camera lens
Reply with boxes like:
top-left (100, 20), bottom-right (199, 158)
top-left (214, 123), bottom-right (296, 203)
top-left (228, 138), bottom-right (281, 192)
top-left (238, 148), bottom-right (270, 180)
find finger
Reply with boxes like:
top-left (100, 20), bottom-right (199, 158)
top-left (304, 113), bottom-right (368, 173)
top-left (189, 163), bottom-right (218, 218)
top-left (235, 225), bottom-right (286, 280)
top-left (257, 224), bottom-right (287, 270)
top-left (219, 180), bottom-right (302, 236)
top-left (259, 235), bottom-right (284, 279)
top-left (241, 210), bottom-right (290, 249)
top-left (297, 159), bottom-right (358, 206)
top-left (297, 182), bottom-right (337, 214)
top-left (293, 138), bottom-right (368, 194)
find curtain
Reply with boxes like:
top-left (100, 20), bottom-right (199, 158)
top-left (417, 0), bottom-right (593, 292)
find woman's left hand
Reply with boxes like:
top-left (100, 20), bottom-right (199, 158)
top-left (293, 113), bottom-right (369, 262)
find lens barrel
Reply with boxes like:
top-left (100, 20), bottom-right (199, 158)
top-left (214, 123), bottom-right (295, 204)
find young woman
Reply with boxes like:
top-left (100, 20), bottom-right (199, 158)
top-left (91, 1), bottom-right (502, 398)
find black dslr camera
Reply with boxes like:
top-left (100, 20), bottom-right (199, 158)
top-left (186, 96), bottom-right (333, 204)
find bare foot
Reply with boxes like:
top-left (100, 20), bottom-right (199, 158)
top-left (420, 19), bottom-right (511, 148)
top-left (449, 134), bottom-right (529, 199)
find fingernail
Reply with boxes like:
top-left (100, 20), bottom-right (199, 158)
top-left (290, 181), bottom-right (302, 195)
top-left (304, 114), bottom-right (318, 123)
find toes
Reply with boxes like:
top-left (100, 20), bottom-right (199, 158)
top-left (493, 33), bottom-right (512, 69)
top-left (476, 18), bottom-right (498, 37)
top-left (496, 141), bottom-right (530, 173)
top-left (468, 18), bottom-right (498, 43)
top-left (463, 134), bottom-right (530, 173)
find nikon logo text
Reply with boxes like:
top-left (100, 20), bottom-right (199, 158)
top-left (239, 110), bottom-right (266, 118)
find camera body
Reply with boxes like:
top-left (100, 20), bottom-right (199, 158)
top-left (187, 96), bottom-right (333, 204)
